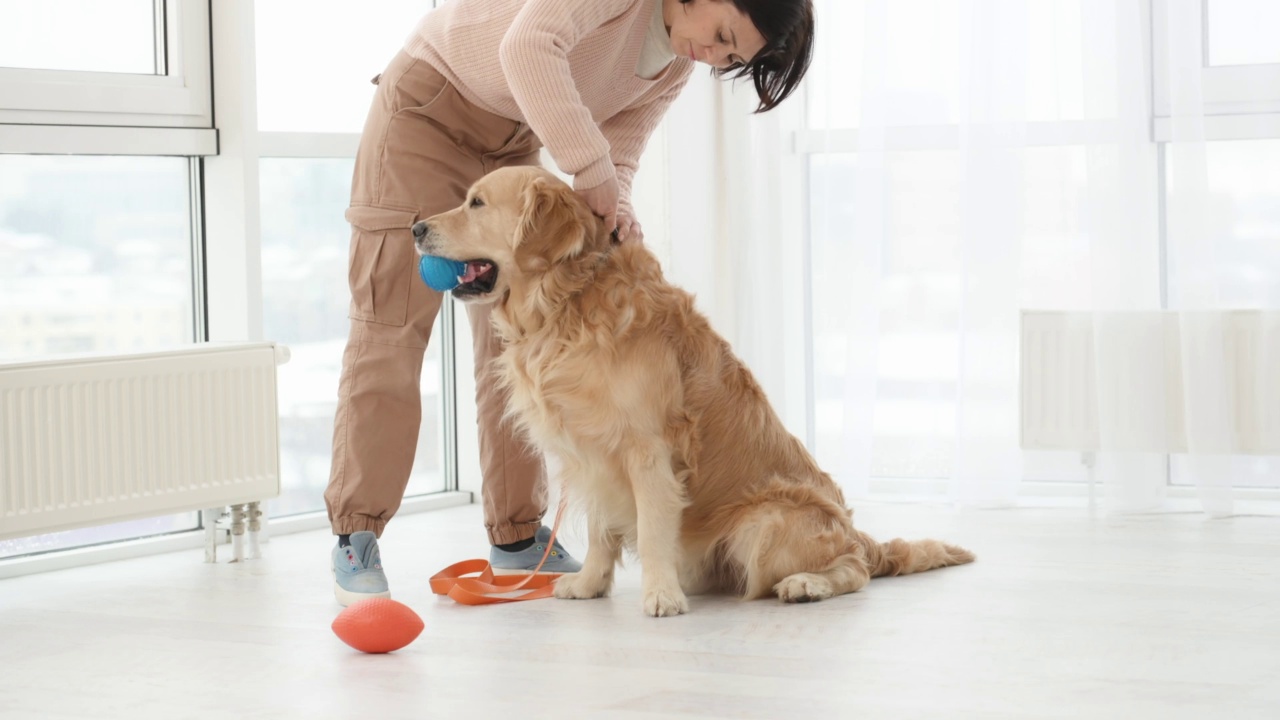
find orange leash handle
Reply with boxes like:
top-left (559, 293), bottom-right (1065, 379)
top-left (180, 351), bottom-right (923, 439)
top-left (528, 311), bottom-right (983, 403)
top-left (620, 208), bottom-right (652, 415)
top-left (428, 560), bottom-right (559, 605)
top-left (429, 498), bottom-right (567, 606)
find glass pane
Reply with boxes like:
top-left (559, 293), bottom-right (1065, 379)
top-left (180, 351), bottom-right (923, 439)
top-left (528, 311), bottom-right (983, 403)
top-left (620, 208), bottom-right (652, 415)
top-left (807, 0), bottom-right (963, 128)
top-left (0, 513), bottom-right (199, 560)
top-left (1166, 138), bottom-right (1280, 490)
top-left (255, 1), bottom-right (433, 132)
top-left (809, 151), bottom-right (961, 481)
top-left (1167, 139), bottom-right (1280, 308)
top-left (0, 155), bottom-right (194, 360)
top-left (808, 154), bottom-right (857, 473)
top-left (810, 148), bottom-right (1101, 484)
top-left (0, 154), bottom-right (195, 559)
top-left (807, 0), bottom-right (1092, 129)
top-left (0, 0), bottom-right (158, 74)
top-left (806, 0), bottom-right (865, 129)
top-left (1203, 139), bottom-right (1280, 307)
top-left (259, 158), bottom-right (447, 519)
top-left (1208, 0), bottom-right (1280, 66)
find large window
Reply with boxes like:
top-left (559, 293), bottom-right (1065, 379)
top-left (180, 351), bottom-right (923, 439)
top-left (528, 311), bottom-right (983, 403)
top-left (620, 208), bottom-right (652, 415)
top-left (255, 0), bottom-right (428, 133)
top-left (0, 0), bottom-right (462, 566)
top-left (257, 158), bottom-right (449, 517)
top-left (1165, 139), bottom-right (1280, 308)
top-left (0, 0), bottom-right (213, 559)
top-left (255, 0), bottom-right (451, 518)
top-left (803, 0), bottom-right (1280, 494)
top-left (0, 0), bottom-right (211, 130)
top-left (0, 164), bottom-right (202, 561)
top-left (0, 156), bottom-right (195, 360)
top-left (1, 0), bottom-right (460, 567)
top-left (1166, 137), bottom-right (1280, 488)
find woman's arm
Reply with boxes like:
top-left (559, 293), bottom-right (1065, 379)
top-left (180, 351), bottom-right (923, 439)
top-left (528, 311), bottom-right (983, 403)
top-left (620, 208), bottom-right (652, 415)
top-left (600, 74), bottom-right (690, 219)
top-left (498, 0), bottom-right (636, 192)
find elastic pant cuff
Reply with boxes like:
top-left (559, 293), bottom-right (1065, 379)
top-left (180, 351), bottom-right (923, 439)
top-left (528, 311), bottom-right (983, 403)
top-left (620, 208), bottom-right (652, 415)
top-left (487, 520), bottom-right (543, 546)
top-left (331, 516), bottom-right (387, 537)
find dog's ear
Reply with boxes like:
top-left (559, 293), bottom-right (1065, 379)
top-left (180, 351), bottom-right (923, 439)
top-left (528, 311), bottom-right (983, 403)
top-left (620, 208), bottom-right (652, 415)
top-left (516, 178), bottom-right (609, 270)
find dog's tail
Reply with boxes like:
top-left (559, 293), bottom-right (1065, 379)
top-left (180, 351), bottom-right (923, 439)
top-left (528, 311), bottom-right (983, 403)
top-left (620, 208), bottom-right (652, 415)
top-left (856, 530), bottom-right (975, 578)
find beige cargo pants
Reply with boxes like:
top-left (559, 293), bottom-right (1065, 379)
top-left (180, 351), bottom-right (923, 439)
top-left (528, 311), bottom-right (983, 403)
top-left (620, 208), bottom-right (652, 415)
top-left (324, 50), bottom-right (546, 545)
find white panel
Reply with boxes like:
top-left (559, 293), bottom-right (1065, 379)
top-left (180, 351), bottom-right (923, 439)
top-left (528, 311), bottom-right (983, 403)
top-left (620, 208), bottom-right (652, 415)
top-left (1153, 112), bottom-right (1280, 142)
top-left (257, 131), bottom-right (358, 159)
top-left (1020, 311), bottom-right (1098, 450)
top-left (1223, 311), bottom-right (1280, 453)
top-left (1262, 312), bottom-right (1280, 452)
top-left (204, 0), bottom-right (264, 343)
top-left (0, 343), bottom-right (286, 540)
top-left (0, 124), bottom-right (217, 156)
top-left (1093, 312), bottom-right (1182, 452)
top-left (1020, 311), bottom-right (1280, 454)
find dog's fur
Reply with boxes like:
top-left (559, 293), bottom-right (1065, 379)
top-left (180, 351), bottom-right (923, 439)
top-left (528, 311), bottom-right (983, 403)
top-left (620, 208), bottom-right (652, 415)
top-left (414, 167), bottom-right (974, 617)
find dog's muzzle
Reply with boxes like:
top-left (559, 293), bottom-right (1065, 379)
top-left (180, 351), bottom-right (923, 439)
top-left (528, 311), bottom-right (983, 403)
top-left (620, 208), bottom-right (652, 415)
top-left (411, 221), bottom-right (436, 256)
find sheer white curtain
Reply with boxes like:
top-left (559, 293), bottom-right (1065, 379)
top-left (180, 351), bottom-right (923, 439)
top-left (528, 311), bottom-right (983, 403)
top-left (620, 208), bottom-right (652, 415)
top-left (696, 0), bottom-right (1280, 515)
top-left (664, 69), bottom-right (811, 436)
top-left (1155, 0), bottom-right (1278, 516)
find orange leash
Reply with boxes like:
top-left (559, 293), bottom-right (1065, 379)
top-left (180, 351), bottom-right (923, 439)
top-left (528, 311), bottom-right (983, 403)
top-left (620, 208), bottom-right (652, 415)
top-left (429, 497), bottom-right (567, 605)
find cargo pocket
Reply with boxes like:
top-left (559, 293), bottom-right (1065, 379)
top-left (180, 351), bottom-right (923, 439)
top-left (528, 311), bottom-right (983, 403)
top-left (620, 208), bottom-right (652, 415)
top-left (345, 205), bottom-right (419, 327)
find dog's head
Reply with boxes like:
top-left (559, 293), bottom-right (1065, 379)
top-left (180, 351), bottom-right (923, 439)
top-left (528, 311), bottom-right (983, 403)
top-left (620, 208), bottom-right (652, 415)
top-left (412, 166), bottom-right (610, 304)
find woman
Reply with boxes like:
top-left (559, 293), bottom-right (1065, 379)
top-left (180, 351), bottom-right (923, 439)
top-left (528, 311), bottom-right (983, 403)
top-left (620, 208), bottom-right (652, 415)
top-left (326, 0), bottom-right (814, 606)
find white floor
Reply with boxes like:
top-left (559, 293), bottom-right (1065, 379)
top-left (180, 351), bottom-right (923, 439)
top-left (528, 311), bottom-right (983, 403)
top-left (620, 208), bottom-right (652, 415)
top-left (1, 502), bottom-right (1277, 720)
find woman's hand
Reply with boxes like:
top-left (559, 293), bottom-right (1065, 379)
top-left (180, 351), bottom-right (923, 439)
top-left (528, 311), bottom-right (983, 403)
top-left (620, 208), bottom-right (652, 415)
top-left (575, 175), bottom-right (619, 237)
top-left (614, 210), bottom-right (643, 243)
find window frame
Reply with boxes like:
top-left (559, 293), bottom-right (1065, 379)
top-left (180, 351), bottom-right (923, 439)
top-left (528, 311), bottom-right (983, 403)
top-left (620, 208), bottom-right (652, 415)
top-left (1151, 0), bottom-right (1280, 141)
top-left (0, 0), bottom-right (214, 154)
top-left (247, 0), bottom-right (458, 498)
top-left (794, 0), bottom-right (1280, 490)
top-left (0, 0), bottom-right (464, 573)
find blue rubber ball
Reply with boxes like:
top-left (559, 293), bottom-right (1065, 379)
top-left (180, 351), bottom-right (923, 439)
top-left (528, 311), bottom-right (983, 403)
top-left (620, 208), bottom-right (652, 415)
top-left (419, 255), bottom-right (467, 292)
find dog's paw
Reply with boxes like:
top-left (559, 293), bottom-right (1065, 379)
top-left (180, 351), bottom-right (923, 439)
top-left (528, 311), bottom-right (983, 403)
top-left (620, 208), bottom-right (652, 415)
top-left (553, 572), bottom-right (611, 600)
top-left (642, 585), bottom-right (689, 617)
top-left (774, 572), bottom-right (836, 603)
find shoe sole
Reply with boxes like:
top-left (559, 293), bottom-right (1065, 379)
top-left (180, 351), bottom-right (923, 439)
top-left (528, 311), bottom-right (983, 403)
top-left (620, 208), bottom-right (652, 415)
top-left (332, 574), bottom-right (391, 607)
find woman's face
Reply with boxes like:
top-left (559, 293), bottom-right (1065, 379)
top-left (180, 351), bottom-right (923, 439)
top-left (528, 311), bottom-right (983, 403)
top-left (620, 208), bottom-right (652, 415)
top-left (663, 0), bottom-right (766, 70)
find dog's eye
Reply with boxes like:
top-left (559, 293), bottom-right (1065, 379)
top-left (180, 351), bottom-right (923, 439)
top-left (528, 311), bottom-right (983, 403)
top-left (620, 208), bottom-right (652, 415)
top-left (469, 196), bottom-right (484, 208)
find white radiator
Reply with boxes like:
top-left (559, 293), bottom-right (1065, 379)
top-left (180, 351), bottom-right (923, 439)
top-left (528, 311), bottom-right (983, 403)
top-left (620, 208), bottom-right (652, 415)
top-left (1020, 311), bottom-right (1280, 454)
top-left (0, 342), bottom-right (289, 551)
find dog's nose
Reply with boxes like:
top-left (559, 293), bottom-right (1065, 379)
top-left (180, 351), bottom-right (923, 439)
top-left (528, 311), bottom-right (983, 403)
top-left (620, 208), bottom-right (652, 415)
top-left (411, 221), bottom-right (429, 239)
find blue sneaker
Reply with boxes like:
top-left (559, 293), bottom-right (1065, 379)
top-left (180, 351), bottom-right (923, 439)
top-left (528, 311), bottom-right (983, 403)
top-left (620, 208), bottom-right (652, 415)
top-left (490, 526), bottom-right (583, 575)
top-left (332, 531), bottom-right (391, 606)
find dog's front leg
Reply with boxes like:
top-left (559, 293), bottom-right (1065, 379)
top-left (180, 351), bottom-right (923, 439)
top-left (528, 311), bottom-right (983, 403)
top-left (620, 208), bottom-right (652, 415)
top-left (554, 520), bottom-right (621, 600)
top-left (629, 446), bottom-right (690, 617)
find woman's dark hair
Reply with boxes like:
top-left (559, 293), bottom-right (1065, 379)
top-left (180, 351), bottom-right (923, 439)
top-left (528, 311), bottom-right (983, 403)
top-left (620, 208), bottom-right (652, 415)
top-left (684, 0), bottom-right (814, 113)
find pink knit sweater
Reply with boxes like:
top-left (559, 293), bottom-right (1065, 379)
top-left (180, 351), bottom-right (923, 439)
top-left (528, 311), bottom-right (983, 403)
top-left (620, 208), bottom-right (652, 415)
top-left (405, 0), bottom-right (694, 209)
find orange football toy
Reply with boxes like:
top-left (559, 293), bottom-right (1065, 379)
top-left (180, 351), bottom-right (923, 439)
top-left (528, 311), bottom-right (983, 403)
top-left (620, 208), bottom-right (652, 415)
top-left (331, 598), bottom-right (424, 654)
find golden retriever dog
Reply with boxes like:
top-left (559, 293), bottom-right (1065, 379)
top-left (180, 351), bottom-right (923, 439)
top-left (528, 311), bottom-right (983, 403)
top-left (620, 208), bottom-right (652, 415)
top-left (413, 166), bottom-right (974, 617)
